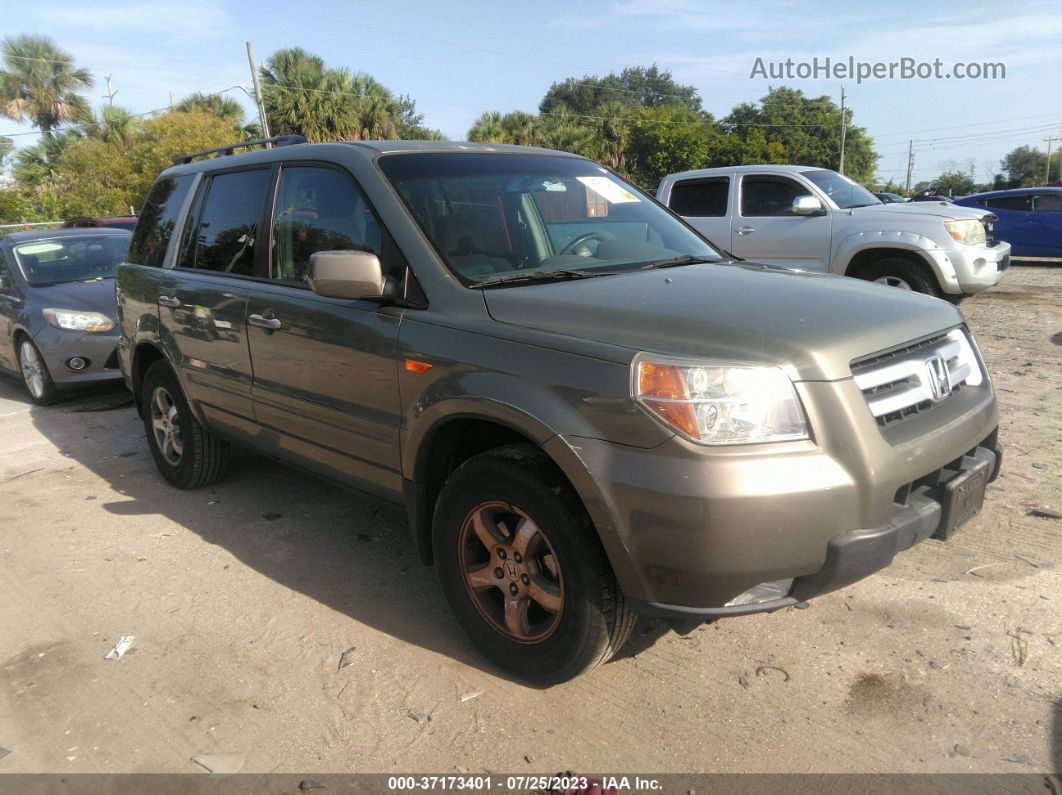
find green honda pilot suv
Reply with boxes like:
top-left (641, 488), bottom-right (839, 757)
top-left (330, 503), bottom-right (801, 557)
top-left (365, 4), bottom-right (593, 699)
top-left (116, 136), bottom-right (1001, 684)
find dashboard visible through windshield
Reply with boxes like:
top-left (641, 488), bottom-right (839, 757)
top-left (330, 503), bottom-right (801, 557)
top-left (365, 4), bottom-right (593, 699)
top-left (379, 153), bottom-right (721, 285)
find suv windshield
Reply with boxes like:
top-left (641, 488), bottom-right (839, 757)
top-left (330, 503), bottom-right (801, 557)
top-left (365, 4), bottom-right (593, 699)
top-left (13, 233), bottom-right (131, 286)
top-left (379, 153), bottom-right (721, 285)
top-left (801, 169), bottom-right (882, 209)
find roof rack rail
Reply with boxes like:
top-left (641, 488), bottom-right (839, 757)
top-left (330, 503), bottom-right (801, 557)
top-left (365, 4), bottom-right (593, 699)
top-left (172, 134), bottom-right (308, 165)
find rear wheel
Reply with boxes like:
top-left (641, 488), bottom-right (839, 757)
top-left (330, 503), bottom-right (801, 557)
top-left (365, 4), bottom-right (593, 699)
top-left (18, 338), bottom-right (60, 406)
top-left (141, 361), bottom-right (229, 489)
top-left (433, 444), bottom-right (634, 684)
top-left (857, 257), bottom-right (944, 298)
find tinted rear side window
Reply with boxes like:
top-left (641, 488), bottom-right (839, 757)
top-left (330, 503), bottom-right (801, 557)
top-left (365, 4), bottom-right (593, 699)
top-left (192, 169), bottom-right (271, 275)
top-left (740, 176), bottom-right (812, 216)
top-left (669, 178), bottom-right (729, 217)
top-left (985, 195), bottom-right (1032, 212)
top-left (127, 175), bottom-right (194, 266)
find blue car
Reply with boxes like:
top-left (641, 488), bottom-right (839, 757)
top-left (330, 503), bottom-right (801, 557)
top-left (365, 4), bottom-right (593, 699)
top-left (954, 187), bottom-right (1062, 257)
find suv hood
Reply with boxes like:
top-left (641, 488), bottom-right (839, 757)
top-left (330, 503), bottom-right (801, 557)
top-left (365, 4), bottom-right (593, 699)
top-left (850, 201), bottom-right (989, 221)
top-left (483, 262), bottom-right (962, 381)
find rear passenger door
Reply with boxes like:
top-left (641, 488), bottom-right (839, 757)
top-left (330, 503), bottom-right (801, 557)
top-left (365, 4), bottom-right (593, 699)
top-left (159, 167), bottom-right (272, 437)
top-left (729, 174), bottom-right (832, 270)
top-left (982, 194), bottom-right (1034, 255)
top-left (0, 247), bottom-right (19, 371)
top-left (665, 176), bottom-right (732, 252)
top-left (245, 164), bottom-right (404, 496)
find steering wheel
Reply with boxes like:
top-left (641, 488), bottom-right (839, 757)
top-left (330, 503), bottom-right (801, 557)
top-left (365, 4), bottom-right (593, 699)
top-left (559, 232), bottom-right (607, 257)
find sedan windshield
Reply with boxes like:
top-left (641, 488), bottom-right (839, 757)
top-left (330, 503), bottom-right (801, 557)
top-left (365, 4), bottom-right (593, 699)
top-left (379, 153), bottom-right (721, 285)
top-left (12, 233), bottom-right (131, 286)
top-left (802, 169), bottom-right (882, 209)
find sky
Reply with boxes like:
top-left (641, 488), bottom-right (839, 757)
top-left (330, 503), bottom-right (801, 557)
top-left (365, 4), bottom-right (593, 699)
top-left (2, 0), bottom-right (1061, 186)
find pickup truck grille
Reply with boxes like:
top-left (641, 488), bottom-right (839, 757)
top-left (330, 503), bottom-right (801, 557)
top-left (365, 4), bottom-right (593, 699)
top-left (851, 329), bottom-right (983, 427)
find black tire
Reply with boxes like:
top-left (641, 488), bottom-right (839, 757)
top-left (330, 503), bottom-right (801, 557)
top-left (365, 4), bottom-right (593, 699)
top-left (17, 336), bottom-right (61, 406)
top-left (140, 360), bottom-right (228, 489)
top-left (432, 444), bottom-right (635, 685)
top-left (857, 256), bottom-right (944, 298)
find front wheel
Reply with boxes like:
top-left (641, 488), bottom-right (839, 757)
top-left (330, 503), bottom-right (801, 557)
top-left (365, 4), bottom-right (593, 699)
top-left (857, 257), bottom-right (944, 298)
top-left (433, 445), bottom-right (634, 685)
top-left (18, 338), bottom-right (60, 406)
top-left (140, 361), bottom-right (229, 489)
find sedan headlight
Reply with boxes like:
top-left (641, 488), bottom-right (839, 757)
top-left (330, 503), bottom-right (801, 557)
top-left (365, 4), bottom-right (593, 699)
top-left (42, 308), bottom-right (114, 333)
top-left (944, 219), bottom-right (986, 246)
top-left (633, 355), bottom-right (809, 445)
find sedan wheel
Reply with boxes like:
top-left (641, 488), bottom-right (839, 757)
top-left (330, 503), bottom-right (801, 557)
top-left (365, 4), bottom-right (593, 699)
top-left (149, 385), bottom-right (184, 466)
top-left (18, 339), bottom-right (59, 405)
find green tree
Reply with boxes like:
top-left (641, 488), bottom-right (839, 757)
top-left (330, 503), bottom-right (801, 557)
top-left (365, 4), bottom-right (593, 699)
top-left (626, 104), bottom-right (718, 187)
top-left (0, 34), bottom-right (93, 138)
top-left (0, 187), bottom-right (35, 223)
top-left (999, 145), bottom-right (1059, 187)
top-left (14, 130), bottom-right (80, 189)
top-left (935, 169), bottom-right (976, 197)
top-left (259, 47), bottom-right (433, 142)
top-left (174, 91), bottom-right (245, 122)
top-left (540, 65), bottom-right (701, 115)
top-left (722, 87), bottom-right (877, 183)
top-left (81, 105), bottom-right (137, 146)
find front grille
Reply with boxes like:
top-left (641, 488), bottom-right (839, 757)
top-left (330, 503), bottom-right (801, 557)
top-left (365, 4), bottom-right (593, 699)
top-left (851, 330), bottom-right (983, 427)
top-left (103, 348), bottom-right (120, 370)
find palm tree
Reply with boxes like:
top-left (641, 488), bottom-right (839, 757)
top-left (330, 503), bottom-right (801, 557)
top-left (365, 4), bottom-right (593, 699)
top-left (14, 130), bottom-right (80, 188)
top-left (467, 111), bottom-right (505, 143)
top-left (174, 91), bottom-right (245, 123)
top-left (81, 105), bottom-right (137, 146)
top-left (260, 48), bottom-right (409, 142)
top-left (0, 35), bottom-right (93, 138)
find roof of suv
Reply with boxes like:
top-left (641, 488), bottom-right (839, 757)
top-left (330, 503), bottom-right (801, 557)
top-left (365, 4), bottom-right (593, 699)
top-left (164, 139), bottom-right (583, 177)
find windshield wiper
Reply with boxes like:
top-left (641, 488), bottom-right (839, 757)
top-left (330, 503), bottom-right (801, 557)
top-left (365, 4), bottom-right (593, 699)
top-left (639, 254), bottom-right (714, 270)
top-left (472, 269), bottom-right (604, 289)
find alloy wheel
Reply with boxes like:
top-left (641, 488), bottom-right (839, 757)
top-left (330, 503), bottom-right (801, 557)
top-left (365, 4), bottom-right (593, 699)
top-left (458, 501), bottom-right (564, 643)
top-left (874, 275), bottom-right (913, 290)
top-left (150, 386), bottom-right (183, 466)
top-left (19, 341), bottom-right (45, 399)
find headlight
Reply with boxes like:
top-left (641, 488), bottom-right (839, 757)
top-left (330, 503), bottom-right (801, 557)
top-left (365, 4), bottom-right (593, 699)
top-left (42, 308), bottom-right (114, 333)
top-left (944, 219), bottom-right (986, 246)
top-left (632, 355), bottom-right (809, 445)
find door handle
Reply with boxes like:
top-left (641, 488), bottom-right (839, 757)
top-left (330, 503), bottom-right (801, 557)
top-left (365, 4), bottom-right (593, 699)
top-left (248, 313), bottom-right (282, 330)
top-left (158, 295), bottom-right (180, 307)
top-left (736, 226), bottom-right (756, 235)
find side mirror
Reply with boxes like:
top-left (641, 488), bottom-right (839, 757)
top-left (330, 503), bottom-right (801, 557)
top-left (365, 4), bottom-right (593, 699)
top-left (792, 196), bottom-right (825, 216)
top-left (308, 250), bottom-right (386, 300)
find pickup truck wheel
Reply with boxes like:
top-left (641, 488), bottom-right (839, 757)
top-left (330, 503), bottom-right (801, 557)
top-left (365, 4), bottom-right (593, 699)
top-left (858, 257), bottom-right (943, 298)
top-left (433, 444), bottom-right (634, 684)
top-left (141, 361), bottom-right (229, 489)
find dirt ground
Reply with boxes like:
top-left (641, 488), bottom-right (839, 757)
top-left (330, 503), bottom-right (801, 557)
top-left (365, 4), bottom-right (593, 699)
top-left (0, 265), bottom-right (1059, 776)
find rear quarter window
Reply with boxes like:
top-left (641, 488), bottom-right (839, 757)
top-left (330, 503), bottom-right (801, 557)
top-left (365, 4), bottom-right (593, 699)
top-left (668, 178), bottom-right (730, 217)
top-left (127, 175), bottom-right (195, 266)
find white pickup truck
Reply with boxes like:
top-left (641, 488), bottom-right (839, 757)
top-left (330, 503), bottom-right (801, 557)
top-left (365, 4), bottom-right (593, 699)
top-left (656, 165), bottom-right (1010, 300)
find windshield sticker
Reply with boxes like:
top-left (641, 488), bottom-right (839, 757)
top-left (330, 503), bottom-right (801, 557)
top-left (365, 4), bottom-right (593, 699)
top-left (577, 176), bottom-right (641, 204)
top-left (541, 180), bottom-right (567, 192)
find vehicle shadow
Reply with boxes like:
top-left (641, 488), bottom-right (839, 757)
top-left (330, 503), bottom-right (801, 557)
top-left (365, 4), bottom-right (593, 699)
top-left (15, 378), bottom-right (530, 685)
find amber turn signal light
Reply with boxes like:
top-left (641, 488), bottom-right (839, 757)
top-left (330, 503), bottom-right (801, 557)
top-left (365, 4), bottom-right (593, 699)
top-left (405, 358), bottom-right (432, 374)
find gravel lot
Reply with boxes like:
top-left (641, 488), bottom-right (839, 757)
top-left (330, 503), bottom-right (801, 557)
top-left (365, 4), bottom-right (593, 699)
top-left (0, 264), bottom-right (1058, 775)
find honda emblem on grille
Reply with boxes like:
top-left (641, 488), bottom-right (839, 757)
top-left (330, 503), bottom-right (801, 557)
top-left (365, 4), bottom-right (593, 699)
top-left (925, 356), bottom-right (952, 401)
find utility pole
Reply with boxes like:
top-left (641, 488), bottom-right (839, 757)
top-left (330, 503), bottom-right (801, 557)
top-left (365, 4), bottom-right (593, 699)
top-left (246, 41), bottom-right (271, 143)
top-left (1044, 135), bottom-right (1056, 185)
top-left (103, 75), bottom-right (118, 106)
top-left (905, 139), bottom-right (914, 193)
top-left (838, 86), bottom-right (847, 176)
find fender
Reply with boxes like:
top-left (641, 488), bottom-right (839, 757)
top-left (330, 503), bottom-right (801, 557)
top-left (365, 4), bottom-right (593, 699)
top-left (834, 231), bottom-right (960, 292)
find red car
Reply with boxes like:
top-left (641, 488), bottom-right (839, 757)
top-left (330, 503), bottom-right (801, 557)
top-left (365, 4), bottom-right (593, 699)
top-left (63, 215), bottom-right (138, 231)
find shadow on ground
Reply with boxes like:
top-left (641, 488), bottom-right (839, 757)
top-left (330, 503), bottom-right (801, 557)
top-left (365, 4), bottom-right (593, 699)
top-left (11, 376), bottom-right (546, 685)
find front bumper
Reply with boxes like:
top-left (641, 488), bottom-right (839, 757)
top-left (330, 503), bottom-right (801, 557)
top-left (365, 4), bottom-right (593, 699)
top-left (547, 376), bottom-right (998, 618)
top-left (945, 240), bottom-right (1010, 294)
top-left (34, 326), bottom-right (123, 387)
